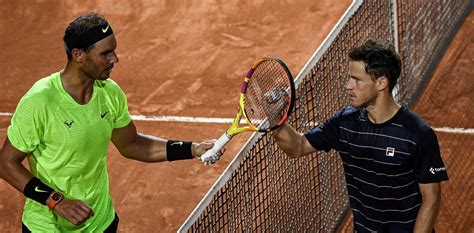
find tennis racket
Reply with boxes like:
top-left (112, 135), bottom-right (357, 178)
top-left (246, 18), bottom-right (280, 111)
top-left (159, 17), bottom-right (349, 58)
top-left (201, 57), bottom-right (295, 165)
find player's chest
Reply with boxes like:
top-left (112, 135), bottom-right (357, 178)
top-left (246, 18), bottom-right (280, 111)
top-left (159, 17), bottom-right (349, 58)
top-left (43, 101), bottom-right (114, 147)
top-left (339, 126), bottom-right (417, 165)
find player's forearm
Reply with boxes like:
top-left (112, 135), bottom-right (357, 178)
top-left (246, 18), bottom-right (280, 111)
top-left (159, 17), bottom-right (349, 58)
top-left (119, 133), bottom-right (168, 162)
top-left (414, 187), bottom-right (441, 232)
top-left (272, 123), bottom-right (305, 158)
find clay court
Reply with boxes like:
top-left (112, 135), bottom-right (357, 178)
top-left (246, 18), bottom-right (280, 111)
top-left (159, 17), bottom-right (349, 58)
top-left (0, 1), bottom-right (472, 232)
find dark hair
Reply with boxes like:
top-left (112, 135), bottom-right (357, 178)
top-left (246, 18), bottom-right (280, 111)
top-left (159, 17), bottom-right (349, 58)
top-left (348, 39), bottom-right (401, 91)
top-left (63, 12), bottom-right (110, 59)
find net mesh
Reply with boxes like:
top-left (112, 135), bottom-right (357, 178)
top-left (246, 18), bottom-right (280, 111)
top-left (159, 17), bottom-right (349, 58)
top-left (395, 0), bottom-right (471, 106)
top-left (180, 0), bottom-right (471, 232)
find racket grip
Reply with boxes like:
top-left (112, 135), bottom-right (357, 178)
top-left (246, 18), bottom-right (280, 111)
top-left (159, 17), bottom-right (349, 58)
top-left (201, 133), bottom-right (232, 165)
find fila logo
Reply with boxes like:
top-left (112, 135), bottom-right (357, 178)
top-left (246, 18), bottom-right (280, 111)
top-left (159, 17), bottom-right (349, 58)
top-left (429, 167), bottom-right (446, 174)
top-left (64, 120), bottom-right (74, 128)
top-left (385, 147), bottom-right (395, 157)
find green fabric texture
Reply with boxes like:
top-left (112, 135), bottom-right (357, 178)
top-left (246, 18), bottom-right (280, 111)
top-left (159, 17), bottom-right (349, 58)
top-left (8, 72), bottom-right (131, 232)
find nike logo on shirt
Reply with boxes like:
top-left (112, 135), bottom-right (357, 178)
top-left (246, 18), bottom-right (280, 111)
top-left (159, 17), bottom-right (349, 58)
top-left (101, 111), bottom-right (109, 119)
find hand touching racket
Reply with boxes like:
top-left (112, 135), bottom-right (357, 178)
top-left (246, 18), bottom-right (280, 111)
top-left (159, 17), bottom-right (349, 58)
top-left (201, 57), bottom-right (295, 165)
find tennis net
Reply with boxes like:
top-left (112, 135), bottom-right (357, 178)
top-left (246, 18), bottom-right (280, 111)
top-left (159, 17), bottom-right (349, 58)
top-left (179, 0), bottom-right (472, 232)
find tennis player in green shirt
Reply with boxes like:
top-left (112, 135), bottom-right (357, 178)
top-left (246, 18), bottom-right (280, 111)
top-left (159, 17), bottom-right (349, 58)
top-left (0, 12), bottom-right (219, 232)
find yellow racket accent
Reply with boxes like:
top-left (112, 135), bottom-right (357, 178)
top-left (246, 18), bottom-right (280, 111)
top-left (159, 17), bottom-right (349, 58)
top-left (226, 77), bottom-right (258, 136)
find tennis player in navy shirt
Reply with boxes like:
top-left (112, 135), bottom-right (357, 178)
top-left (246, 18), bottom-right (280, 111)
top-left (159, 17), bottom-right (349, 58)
top-left (273, 40), bottom-right (448, 233)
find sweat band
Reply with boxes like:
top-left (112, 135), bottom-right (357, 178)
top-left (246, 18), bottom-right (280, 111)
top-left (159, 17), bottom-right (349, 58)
top-left (23, 177), bottom-right (54, 205)
top-left (63, 22), bottom-right (114, 50)
top-left (166, 140), bottom-right (193, 161)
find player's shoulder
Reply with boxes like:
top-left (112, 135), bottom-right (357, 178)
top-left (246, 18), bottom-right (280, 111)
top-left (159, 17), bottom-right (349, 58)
top-left (95, 78), bottom-right (119, 87)
top-left (396, 107), bottom-right (432, 132)
top-left (335, 106), bottom-right (360, 119)
top-left (94, 78), bottom-right (124, 94)
top-left (20, 72), bottom-right (60, 106)
top-left (323, 106), bottom-right (361, 126)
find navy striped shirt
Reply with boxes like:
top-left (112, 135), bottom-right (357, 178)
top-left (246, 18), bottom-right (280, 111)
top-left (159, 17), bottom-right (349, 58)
top-left (304, 107), bottom-right (448, 233)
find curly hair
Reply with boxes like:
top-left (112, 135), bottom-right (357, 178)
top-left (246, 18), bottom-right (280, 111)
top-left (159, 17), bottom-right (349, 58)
top-left (348, 40), bottom-right (401, 91)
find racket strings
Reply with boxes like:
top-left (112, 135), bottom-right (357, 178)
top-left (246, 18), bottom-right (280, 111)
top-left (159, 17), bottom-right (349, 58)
top-left (245, 59), bottom-right (291, 130)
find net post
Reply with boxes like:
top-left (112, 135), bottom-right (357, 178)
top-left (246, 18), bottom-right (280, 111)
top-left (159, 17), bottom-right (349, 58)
top-left (390, 0), bottom-right (399, 53)
top-left (390, 0), bottom-right (401, 101)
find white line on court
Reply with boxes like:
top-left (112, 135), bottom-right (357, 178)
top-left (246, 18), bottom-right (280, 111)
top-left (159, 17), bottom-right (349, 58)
top-left (1, 111), bottom-right (473, 134)
top-left (131, 114), bottom-right (241, 124)
top-left (0, 112), bottom-right (241, 124)
top-left (433, 127), bottom-right (474, 134)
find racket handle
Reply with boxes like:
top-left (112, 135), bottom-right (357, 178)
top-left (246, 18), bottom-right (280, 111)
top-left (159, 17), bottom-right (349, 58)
top-left (201, 133), bottom-right (232, 165)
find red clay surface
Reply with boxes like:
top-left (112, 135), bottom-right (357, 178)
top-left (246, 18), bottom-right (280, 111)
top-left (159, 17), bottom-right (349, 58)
top-left (0, 1), bottom-right (351, 232)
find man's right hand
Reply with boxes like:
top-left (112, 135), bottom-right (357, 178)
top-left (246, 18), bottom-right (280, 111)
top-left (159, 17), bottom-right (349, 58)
top-left (53, 198), bottom-right (94, 225)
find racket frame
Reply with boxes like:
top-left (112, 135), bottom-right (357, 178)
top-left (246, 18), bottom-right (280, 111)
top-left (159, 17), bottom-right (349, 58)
top-left (240, 57), bottom-right (295, 132)
top-left (201, 57), bottom-right (295, 164)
